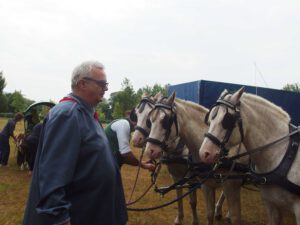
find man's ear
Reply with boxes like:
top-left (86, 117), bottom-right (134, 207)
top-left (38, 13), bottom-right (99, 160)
top-left (78, 79), bottom-right (91, 91)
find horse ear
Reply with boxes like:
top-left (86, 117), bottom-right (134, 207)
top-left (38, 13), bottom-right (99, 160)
top-left (232, 87), bottom-right (245, 103)
top-left (153, 91), bottom-right (162, 101)
top-left (167, 92), bottom-right (176, 105)
top-left (220, 89), bottom-right (229, 99)
top-left (142, 92), bottom-right (148, 98)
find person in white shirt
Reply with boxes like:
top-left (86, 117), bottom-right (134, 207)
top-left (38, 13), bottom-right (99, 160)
top-left (105, 116), bottom-right (154, 171)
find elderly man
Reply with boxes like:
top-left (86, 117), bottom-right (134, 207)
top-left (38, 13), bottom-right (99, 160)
top-left (23, 61), bottom-right (127, 225)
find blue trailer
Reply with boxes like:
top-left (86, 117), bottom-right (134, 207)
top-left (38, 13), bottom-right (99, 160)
top-left (168, 80), bottom-right (300, 125)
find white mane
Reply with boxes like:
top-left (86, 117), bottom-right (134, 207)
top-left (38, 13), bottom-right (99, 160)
top-left (174, 98), bottom-right (208, 114)
top-left (241, 93), bottom-right (291, 124)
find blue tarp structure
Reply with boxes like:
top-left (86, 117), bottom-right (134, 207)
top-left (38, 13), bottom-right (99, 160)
top-left (168, 80), bottom-right (300, 125)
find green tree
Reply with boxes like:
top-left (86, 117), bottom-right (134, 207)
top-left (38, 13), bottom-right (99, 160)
top-left (0, 71), bottom-right (6, 94)
top-left (282, 83), bottom-right (300, 93)
top-left (95, 98), bottom-right (112, 122)
top-left (0, 93), bottom-right (8, 112)
top-left (111, 101), bottom-right (123, 119)
top-left (7, 91), bottom-right (34, 112)
top-left (152, 83), bottom-right (168, 96)
top-left (111, 78), bottom-right (138, 119)
top-left (136, 83), bottom-right (168, 100)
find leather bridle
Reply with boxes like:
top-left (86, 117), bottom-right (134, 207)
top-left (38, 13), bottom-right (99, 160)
top-left (204, 94), bottom-right (244, 157)
top-left (145, 102), bottom-right (179, 150)
top-left (132, 97), bottom-right (155, 138)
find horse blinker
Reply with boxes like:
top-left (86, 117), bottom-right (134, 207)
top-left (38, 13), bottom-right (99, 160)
top-left (162, 115), bottom-right (173, 130)
top-left (222, 112), bottom-right (238, 130)
top-left (146, 118), bottom-right (152, 128)
top-left (130, 109), bottom-right (137, 122)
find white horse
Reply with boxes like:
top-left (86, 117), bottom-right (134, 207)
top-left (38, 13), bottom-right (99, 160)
top-left (131, 92), bottom-right (199, 225)
top-left (199, 87), bottom-right (300, 225)
top-left (144, 92), bottom-right (247, 225)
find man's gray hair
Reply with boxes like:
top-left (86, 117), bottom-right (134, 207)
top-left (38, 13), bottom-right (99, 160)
top-left (71, 60), bottom-right (104, 90)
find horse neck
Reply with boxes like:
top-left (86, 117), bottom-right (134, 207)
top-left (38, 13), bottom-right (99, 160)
top-left (241, 95), bottom-right (290, 172)
top-left (174, 99), bottom-right (208, 160)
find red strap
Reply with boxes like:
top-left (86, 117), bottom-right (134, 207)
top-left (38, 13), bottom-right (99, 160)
top-left (59, 97), bottom-right (99, 121)
top-left (94, 111), bottom-right (99, 121)
top-left (59, 97), bottom-right (79, 104)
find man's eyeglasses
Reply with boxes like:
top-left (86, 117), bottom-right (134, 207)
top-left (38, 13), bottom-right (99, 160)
top-left (83, 77), bottom-right (108, 88)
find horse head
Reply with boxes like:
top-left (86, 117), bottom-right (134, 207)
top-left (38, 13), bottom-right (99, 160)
top-left (199, 87), bottom-right (245, 164)
top-left (132, 92), bottom-right (163, 147)
top-left (145, 92), bottom-right (179, 159)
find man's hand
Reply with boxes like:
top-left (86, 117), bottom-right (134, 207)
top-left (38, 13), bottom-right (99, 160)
top-left (141, 161), bottom-right (155, 172)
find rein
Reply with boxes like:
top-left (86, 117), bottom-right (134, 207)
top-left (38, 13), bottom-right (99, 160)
top-left (126, 150), bottom-right (161, 206)
top-left (126, 147), bottom-right (146, 205)
top-left (228, 127), bottom-right (300, 161)
top-left (127, 167), bottom-right (216, 212)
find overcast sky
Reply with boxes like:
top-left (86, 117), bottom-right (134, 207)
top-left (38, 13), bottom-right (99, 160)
top-left (0, 0), bottom-right (299, 102)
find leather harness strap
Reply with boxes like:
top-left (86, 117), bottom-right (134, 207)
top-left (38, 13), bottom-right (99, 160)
top-left (250, 125), bottom-right (300, 195)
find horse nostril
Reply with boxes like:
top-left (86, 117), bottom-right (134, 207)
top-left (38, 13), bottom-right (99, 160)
top-left (204, 151), bottom-right (210, 159)
top-left (138, 137), bottom-right (143, 144)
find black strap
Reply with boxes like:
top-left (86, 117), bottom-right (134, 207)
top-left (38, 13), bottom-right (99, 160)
top-left (125, 118), bottom-right (135, 132)
top-left (204, 133), bottom-right (222, 147)
top-left (229, 127), bottom-right (300, 161)
top-left (145, 137), bottom-right (168, 150)
top-left (216, 99), bottom-right (236, 110)
top-left (154, 103), bottom-right (172, 110)
top-left (135, 126), bottom-right (149, 138)
top-left (249, 125), bottom-right (300, 196)
top-left (138, 97), bottom-right (155, 113)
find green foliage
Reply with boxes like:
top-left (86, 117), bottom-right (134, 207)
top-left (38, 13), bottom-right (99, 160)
top-left (111, 78), bottom-right (138, 119)
top-left (6, 91), bottom-right (34, 113)
top-left (0, 73), bottom-right (35, 113)
top-left (0, 94), bottom-right (8, 112)
top-left (282, 83), bottom-right (300, 93)
top-left (136, 83), bottom-right (168, 100)
top-left (106, 79), bottom-right (169, 120)
top-left (111, 101), bottom-right (123, 119)
top-left (96, 99), bottom-right (112, 122)
top-left (0, 71), bottom-right (6, 94)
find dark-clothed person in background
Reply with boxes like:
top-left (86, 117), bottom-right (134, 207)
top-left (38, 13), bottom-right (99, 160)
top-left (21, 123), bottom-right (43, 173)
top-left (22, 61), bottom-right (128, 225)
top-left (0, 112), bottom-right (24, 166)
top-left (25, 108), bottom-right (40, 134)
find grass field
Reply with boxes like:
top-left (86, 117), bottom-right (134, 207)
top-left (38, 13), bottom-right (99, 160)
top-left (0, 118), bottom-right (296, 225)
